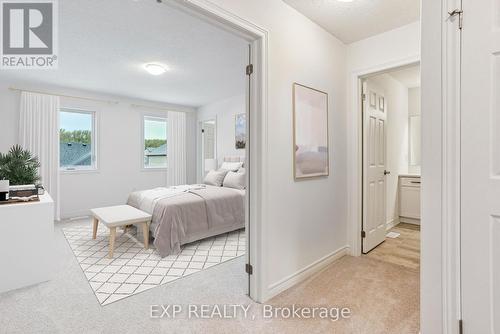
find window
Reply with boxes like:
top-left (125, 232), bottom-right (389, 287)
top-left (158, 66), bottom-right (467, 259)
top-left (143, 116), bottom-right (167, 169)
top-left (59, 109), bottom-right (96, 171)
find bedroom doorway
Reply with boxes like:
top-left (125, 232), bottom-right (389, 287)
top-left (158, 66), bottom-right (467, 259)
top-left (164, 0), bottom-right (267, 302)
top-left (3, 0), bottom-right (266, 305)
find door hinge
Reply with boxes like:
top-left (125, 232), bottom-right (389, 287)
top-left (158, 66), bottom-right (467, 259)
top-left (362, 93), bottom-right (366, 101)
top-left (245, 263), bottom-right (253, 275)
top-left (448, 8), bottom-right (463, 30)
top-left (201, 129), bottom-right (205, 133)
top-left (458, 319), bottom-right (463, 334)
top-left (361, 231), bottom-right (366, 238)
top-left (246, 64), bottom-right (253, 76)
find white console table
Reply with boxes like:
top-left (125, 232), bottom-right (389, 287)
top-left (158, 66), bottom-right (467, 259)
top-left (0, 193), bottom-right (54, 293)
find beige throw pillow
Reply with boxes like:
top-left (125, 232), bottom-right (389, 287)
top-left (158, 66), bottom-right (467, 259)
top-left (222, 171), bottom-right (246, 190)
top-left (203, 170), bottom-right (228, 186)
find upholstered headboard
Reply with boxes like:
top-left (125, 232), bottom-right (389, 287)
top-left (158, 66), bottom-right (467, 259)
top-left (222, 156), bottom-right (245, 167)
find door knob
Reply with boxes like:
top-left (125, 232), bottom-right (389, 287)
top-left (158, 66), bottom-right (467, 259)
top-left (384, 170), bottom-right (391, 175)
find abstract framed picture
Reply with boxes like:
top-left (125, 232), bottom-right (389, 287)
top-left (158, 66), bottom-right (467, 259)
top-left (292, 83), bottom-right (329, 180)
top-left (235, 113), bottom-right (246, 149)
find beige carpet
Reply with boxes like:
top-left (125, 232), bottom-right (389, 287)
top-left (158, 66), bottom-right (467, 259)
top-left (169, 256), bottom-right (420, 334)
top-left (0, 221), bottom-right (420, 333)
top-left (261, 256), bottom-right (420, 334)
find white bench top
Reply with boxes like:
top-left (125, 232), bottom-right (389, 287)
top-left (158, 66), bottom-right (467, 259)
top-left (91, 205), bottom-right (151, 227)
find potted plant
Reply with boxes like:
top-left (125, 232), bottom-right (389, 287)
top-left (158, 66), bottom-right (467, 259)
top-left (0, 145), bottom-right (40, 186)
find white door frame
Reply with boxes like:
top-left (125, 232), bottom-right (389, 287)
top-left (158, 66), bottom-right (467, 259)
top-left (421, 0), bottom-right (462, 333)
top-left (347, 55), bottom-right (420, 258)
top-left (347, 0), bottom-right (462, 332)
top-left (171, 0), bottom-right (269, 302)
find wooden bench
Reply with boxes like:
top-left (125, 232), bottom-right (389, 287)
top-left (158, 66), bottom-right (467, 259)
top-left (90, 205), bottom-right (152, 258)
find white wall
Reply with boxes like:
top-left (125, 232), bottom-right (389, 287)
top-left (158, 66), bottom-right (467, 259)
top-left (367, 74), bottom-right (409, 228)
top-left (409, 87), bottom-right (421, 116)
top-left (408, 87), bottom-right (421, 174)
top-left (0, 81), bottom-right (19, 154)
top-left (206, 0), bottom-right (348, 299)
top-left (346, 20), bottom-right (420, 256)
top-left (421, 0), bottom-right (445, 331)
top-left (0, 80), bottom-right (197, 219)
top-left (347, 21), bottom-right (421, 72)
top-left (197, 94), bottom-right (246, 179)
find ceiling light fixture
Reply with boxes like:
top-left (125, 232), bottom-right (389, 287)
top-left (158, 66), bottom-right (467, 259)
top-left (337, 0), bottom-right (354, 2)
top-left (144, 63), bottom-right (167, 76)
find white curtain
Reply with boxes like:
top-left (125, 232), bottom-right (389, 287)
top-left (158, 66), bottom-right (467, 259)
top-left (167, 111), bottom-right (187, 186)
top-left (19, 92), bottom-right (60, 220)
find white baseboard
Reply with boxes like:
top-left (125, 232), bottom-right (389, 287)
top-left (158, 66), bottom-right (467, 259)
top-left (60, 210), bottom-right (92, 222)
top-left (386, 218), bottom-right (400, 230)
top-left (265, 245), bottom-right (349, 301)
top-left (399, 217), bottom-right (420, 225)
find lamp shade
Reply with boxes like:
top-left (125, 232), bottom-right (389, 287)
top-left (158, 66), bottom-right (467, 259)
top-left (204, 159), bottom-right (217, 172)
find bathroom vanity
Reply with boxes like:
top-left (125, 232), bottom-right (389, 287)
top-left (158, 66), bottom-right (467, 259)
top-left (399, 175), bottom-right (421, 225)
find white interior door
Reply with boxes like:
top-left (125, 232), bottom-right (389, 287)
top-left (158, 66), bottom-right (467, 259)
top-left (362, 80), bottom-right (387, 253)
top-left (461, 0), bottom-right (500, 332)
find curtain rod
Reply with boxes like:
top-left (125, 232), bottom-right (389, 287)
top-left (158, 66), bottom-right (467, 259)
top-left (8, 87), bottom-right (119, 104)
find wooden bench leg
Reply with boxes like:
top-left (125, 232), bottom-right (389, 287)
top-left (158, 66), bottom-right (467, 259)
top-left (92, 218), bottom-right (99, 239)
top-left (109, 227), bottom-right (116, 258)
top-left (142, 222), bottom-right (149, 250)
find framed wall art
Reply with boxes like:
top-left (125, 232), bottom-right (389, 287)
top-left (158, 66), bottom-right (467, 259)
top-left (235, 113), bottom-right (246, 149)
top-left (293, 83), bottom-right (329, 180)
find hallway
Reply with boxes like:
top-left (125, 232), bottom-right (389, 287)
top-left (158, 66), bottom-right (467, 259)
top-left (0, 221), bottom-right (419, 334)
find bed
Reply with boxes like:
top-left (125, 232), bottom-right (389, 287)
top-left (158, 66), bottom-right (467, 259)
top-left (127, 157), bottom-right (246, 257)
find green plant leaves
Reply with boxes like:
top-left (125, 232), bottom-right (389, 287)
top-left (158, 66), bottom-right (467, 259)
top-left (0, 145), bottom-right (41, 185)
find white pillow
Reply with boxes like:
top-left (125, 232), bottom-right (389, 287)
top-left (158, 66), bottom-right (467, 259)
top-left (220, 161), bottom-right (243, 171)
top-left (237, 167), bottom-right (246, 174)
top-left (204, 170), bottom-right (228, 187)
top-left (223, 171), bottom-right (246, 190)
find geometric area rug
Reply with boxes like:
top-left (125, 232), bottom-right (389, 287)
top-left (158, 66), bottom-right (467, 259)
top-left (62, 223), bottom-right (245, 306)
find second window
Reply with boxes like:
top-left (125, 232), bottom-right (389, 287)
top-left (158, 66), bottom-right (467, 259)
top-left (143, 116), bottom-right (168, 169)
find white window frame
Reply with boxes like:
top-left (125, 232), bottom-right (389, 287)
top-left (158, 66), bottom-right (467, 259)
top-left (142, 115), bottom-right (168, 171)
top-left (59, 108), bottom-right (98, 173)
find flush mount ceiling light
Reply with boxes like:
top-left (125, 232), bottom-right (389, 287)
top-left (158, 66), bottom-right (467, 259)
top-left (144, 63), bottom-right (167, 76)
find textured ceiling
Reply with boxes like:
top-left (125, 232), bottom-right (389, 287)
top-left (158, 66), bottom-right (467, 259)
top-left (1, 0), bottom-right (248, 107)
top-left (283, 0), bottom-right (420, 43)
